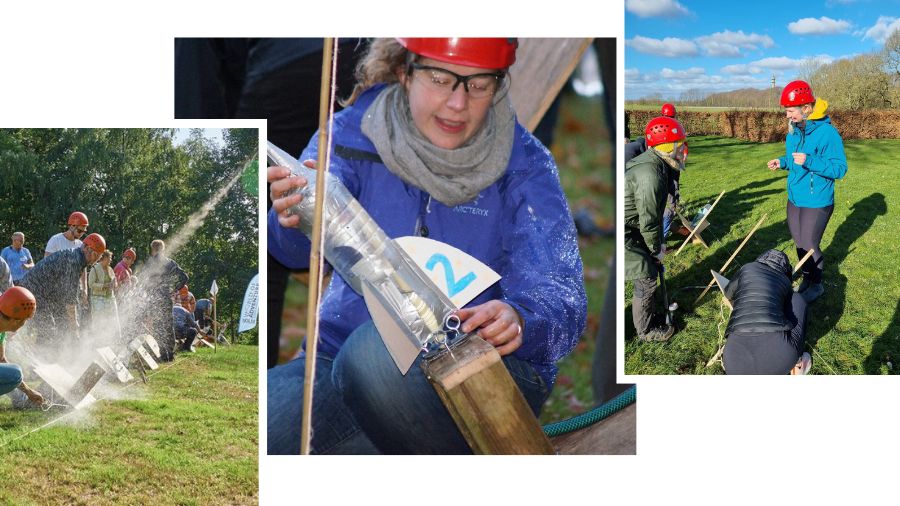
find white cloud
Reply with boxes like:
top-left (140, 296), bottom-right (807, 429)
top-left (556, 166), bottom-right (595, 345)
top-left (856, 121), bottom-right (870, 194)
top-left (626, 35), bottom-right (698, 57)
top-left (719, 54), bottom-right (838, 76)
top-left (660, 67), bottom-right (707, 80)
top-left (625, 0), bottom-right (690, 18)
top-left (624, 70), bottom-right (771, 100)
top-left (863, 16), bottom-right (900, 43)
top-left (695, 30), bottom-right (775, 57)
top-left (721, 64), bottom-right (765, 75)
top-left (788, 16), bottom-right (852, 35)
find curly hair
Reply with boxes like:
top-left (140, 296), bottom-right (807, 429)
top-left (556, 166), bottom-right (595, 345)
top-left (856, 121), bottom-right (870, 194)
top-left (341, 38), bottom-right (412, 106)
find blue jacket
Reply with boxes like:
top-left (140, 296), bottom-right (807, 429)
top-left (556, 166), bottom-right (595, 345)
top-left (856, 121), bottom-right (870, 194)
top-left (777, 103), bottom-right (847, 208)
top-left (268, 84), bottom-right (586, 387)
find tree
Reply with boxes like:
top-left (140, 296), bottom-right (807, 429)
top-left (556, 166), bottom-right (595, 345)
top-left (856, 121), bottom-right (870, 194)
top-left (0, 128), bottom-right (260, 343)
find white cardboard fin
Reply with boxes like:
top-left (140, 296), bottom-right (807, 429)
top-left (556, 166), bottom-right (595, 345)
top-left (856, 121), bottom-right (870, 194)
top-left (393, 236), bottom-right (500, 308)
top-left (362, 282), bottom-right (420, 375)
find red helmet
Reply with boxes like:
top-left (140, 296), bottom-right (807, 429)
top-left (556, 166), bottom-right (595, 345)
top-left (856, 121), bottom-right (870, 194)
top-left (0, 286), bottom-right (36, 320)
top-left (123, 248), bottom-right (137, 260)
top-left (68, 211), bottom-right (89, 226)
top-left (661, 103), bottom-right (676, 117)
top-left (645, 117), bottom-right (686, 147)
top-left (780, 80), bottom-right (815, 107)
top-left (83, 233), bottom-right (106, 254)
top-left (397, 38), bottom-right (517, 69)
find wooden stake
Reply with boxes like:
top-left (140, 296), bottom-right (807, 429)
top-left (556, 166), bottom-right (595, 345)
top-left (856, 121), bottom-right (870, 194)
top-left (300, 37), bottom-right (335, 456)
top-left (706, 345), bottom-right (725, 368)
top-left (794, 249), bottom-right (815, 275)
top-left (694, 213), bottom-right (768, 304)
top-left (423, 335), bottom-right (554, 454)
top-left (676, 190), bottom-right (726, 255)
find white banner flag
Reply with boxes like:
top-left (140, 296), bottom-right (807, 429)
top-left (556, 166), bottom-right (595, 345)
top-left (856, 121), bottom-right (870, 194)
top-left (238, 274), bottom-right (259, 333)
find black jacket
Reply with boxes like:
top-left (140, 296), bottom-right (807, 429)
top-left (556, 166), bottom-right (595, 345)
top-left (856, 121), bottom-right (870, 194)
top-left (725, 249), bottom-right (796, 335)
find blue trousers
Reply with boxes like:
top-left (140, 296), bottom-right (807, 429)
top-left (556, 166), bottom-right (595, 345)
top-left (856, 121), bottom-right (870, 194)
top-left (0, 363), bottom-right (23, 396)
top-left (267, 321), bottom-right (550, 454)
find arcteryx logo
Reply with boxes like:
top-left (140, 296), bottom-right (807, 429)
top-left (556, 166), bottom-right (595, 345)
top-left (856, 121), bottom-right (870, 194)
top-left (453, 193), bottom-right (489, 217)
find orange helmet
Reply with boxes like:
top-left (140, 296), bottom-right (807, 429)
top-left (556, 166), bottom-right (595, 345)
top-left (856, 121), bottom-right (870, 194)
top-left (0, 286), bottom-right (36, 320)
top-left (68, 211), bottom-right (89, 227)
top-left (83, 233), bottom-right (106, 254)
top-left (179, 285), bottom-right (189, 297)
top-left (780, 80), bottom-right (815, 107)
top-left (123, 248), bottom-right (137, 260)
top-left (397, 38), bottom-right (518, 69)
top-left (645, 116), bottom-right (686, 147)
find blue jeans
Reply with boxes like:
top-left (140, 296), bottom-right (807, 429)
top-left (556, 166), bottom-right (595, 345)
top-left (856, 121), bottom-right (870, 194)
top-left (267, 321), bottom-right (550, 455)
top-left (266, 353), bottom-right (379, 455)
top-left (0, 363), bottom-right (23, 396)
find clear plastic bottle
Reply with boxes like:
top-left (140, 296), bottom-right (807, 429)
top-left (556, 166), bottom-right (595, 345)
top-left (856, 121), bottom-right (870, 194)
top-left (267, 142), bottom-right (455, 351)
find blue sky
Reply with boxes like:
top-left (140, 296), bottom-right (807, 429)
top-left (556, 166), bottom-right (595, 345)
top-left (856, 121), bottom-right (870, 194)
top-left (625, 0), bottom-right (900, 99)
top-left (172, 128), bottom-right (224, 148)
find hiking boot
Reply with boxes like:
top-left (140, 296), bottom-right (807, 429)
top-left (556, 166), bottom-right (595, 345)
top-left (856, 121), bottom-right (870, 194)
top-left (801, 282), bottom-right (824, 303)
top-left (638, 324), bottom-right (675, 342)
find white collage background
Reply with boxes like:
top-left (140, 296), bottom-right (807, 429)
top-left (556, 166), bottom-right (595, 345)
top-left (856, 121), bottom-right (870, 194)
top-left (2, 1), bottom-right (894, 504)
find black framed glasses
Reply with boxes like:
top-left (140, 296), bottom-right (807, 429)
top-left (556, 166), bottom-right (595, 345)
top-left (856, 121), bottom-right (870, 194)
top-left (409, 63), bottom-right (504, 99)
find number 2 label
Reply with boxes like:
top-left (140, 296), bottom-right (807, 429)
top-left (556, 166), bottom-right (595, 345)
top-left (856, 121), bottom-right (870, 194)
top-left (425, 253), bottom-right (476, 297)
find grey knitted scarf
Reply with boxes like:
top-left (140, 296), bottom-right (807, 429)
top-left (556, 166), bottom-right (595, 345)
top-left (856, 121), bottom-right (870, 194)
top-left (361, 83), bottom-right (515, 207)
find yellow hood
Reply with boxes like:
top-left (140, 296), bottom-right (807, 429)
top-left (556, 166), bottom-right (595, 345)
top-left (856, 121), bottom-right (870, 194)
top-left (808, 98), bottom-right (828, 120)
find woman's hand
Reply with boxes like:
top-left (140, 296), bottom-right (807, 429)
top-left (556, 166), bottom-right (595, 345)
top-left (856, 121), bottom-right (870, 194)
top-left (456, 300), bottom-right (524, 356)
top-left (268, 160), bottom-right (314, 228)
top-left (767, 159), bottom-right (781, 171)
top-left (791, 152), bottom-right (807, 167)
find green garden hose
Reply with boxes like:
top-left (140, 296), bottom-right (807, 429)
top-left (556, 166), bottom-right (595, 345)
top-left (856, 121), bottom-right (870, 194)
top-left (542, 385), bottom-right (636, 437)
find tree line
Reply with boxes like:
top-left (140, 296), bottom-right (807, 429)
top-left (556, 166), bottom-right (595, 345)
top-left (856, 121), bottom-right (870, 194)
top-left (0, 128), bottom-right (259, 343)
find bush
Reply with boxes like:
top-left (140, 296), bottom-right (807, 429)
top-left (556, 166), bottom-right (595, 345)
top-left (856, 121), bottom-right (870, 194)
top-left (627, 109), bottom-right (900, 142)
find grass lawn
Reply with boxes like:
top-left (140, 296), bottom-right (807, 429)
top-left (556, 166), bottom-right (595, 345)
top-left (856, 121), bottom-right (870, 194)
top-left (277, 91), bottom-right (616, 425)
top-left (624, 136), bottom-right (900, 375)
top-left (0, 345), bottom-right (258, 505)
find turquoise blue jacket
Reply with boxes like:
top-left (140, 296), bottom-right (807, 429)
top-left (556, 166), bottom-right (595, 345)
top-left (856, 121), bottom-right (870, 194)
top-left (777, 103), bottom-right (847, 208)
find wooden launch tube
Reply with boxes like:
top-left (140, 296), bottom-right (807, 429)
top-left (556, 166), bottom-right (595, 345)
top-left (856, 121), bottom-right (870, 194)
top-left (422, 334), bottom-right (555, 455)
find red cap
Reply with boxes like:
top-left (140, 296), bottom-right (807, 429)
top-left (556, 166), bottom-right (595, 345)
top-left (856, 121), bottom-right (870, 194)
top-left (0, 286), bottom-right (36, 320)
top-left (780, 80), bottom-right (815, 107)
top-left (68, 211), bottom-right (89, 226)
top-left (645, 117), bottom-right (686, 147)
top-left (83, 233), bottom-right (106, 254)
top-left (661, 103), bottom-right (676, 118)
top-left (397, 38), bottom-right (517, 69)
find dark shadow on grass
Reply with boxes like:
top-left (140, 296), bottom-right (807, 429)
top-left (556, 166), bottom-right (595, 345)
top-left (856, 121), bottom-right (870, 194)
top-left (805, 193), bottom-right (886, 355)
top-left (865, 298), bottom-right (900, 374)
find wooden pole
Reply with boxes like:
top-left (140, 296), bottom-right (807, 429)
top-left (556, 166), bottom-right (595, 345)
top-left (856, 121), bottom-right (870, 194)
top-left (694, 213), bottom-right (768, 304)
top-left (300, 37), bottom-right (335, 456)
top-left (676, 190), bottom-right (726, 255)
